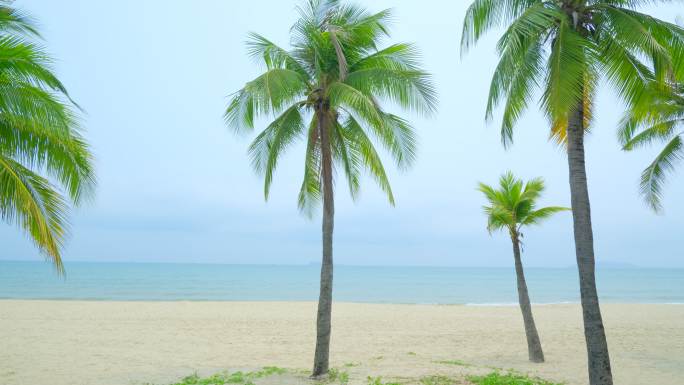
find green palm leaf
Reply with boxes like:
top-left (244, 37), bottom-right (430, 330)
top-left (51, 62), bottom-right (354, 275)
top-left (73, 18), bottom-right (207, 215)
top-left (0, 154), bottom-right (68, 273)
top-left (298, 119), bottom-right (322, 217)
top-left (639, 136), bottom-right (683, 212)
top-left (478, 172), bottom-right (569, 234)
top-left (621, 83), bottom-right (684, 210)
top-left (0, 3), bottom-right (95, 272)
top-left (247, 103), bottom-right (307, 198)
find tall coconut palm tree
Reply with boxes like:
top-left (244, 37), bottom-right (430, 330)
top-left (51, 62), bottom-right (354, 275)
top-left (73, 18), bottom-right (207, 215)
top-left (619, 83), bottom-right (684, 212)
top-left (461, 1), bottom-right (684, 383)
top-left (478, 172), bottom-right (568, 363)
top-left (225, 0), bottom-right (436, 376)
top-left (0, 2), bottom-right (95, 274)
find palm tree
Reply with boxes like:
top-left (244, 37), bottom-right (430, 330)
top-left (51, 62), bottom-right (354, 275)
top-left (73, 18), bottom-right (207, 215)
top-left (461, 1), bottom-right (683, 384)
top-left (0, 2), bottom-right (94, 274)
top-left (619, 83), bottom-right (684, 212)
top-left (225, 0), bottom-right (436, 376)
top-left (478, 172), bottom-right (568, 363)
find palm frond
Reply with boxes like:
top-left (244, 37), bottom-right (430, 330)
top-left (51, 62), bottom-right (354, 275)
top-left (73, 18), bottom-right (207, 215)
top-left (0, 4), bottom-right (39, 37)
top-left (298, 118), bottom-right (322, 217)
top-left (478, 172), bottom-right (567, 234)
top-left (522, 206), bottom-right (570, 225)
top-left (0, 37), bottom-right (72, 95)
top-left (327, 81), bottom-right (382, 126)
top-left (342, 114), bottom-right (394, 204)
top-left (461, 0), bottom-right (539, 53)
top-left (347, 43), bottom-right (436, 115)
top-left (248, 103), bottom-right (307, 199)
top-left (345, 68), bottom-right (436, 116)
top-left (0, 114), bottom-right (94, 203)
top-left (225, 69), bottom-right (310, 134)
top-left (487, 3), bottom-right (561, 145)
top-left (0, 154), bottom-right (67, 274)
top-left (542, 20), bottom-right (592, 137)
top-left (246, 32), bottom-right (309, 77)
top-left (331, 118), bottom-right (361, 199)
top-left (639, 135), bottom-right (683, 212)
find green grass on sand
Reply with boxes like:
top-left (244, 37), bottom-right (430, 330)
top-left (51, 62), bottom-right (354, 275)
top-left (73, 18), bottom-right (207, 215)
top-left (162, 367), bottom-right (288, 385)
top-left (433, 359), bottom-right (472, 367)
top-left (467, 372), bottom-right (564, 385)
top-left (154, 367), bottom-right (563, 385)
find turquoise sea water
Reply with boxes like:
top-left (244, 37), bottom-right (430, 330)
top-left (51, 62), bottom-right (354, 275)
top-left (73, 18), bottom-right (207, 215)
top-left (0, 261), bottom-right (682, 304)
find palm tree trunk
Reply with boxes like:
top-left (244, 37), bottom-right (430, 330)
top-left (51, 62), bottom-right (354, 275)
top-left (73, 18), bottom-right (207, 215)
top-left (567, 104), bottom-right (613, 385)
top-left (312, 106), bottom-right (334, 377)
top-left (511, 231), bottom-right (544, 363)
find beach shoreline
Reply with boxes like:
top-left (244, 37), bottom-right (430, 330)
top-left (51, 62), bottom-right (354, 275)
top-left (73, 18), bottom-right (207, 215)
top-left (1, 300), bottom-right (682, 385)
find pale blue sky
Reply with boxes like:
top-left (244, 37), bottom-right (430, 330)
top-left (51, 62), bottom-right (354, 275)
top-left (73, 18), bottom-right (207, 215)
top-left (2, 0), bottom-right (683, 267)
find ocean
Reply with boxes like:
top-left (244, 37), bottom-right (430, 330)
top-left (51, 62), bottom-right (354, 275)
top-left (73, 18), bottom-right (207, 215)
top-left (1, 261), bottom-right (682, 304)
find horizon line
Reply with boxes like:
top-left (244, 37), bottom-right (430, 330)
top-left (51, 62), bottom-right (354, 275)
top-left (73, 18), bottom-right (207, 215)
top-left (3, 259), bottom-right (681, 269)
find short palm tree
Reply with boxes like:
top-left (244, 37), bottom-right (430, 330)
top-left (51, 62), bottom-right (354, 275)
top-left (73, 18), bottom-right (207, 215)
top-left (620, 83), bottom-right (684, 212)
top-left (478, 172), bottom-right (568, 363)
top-left (225, 0), bottom-right (436, 376)
top-left (462, 1), bottom-right (684, 383)
top-left (0, 2), bottom-right (94, 274)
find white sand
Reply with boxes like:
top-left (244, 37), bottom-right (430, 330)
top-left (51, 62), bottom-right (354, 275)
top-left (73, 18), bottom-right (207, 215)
top-left (1, 301), bottom-right (682, 384)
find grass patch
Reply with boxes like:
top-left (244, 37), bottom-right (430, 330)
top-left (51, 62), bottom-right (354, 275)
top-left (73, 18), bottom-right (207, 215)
top-left (343, 362), bottom-right (360, 367)
top-left (324, 368), bottom-right (350, 384)
top-left (158, 366), bottom-right (560, 385)
top-left (252, 367), bottom-right (287, 379)
top-left (407, 352), bottom-right (417, 356)
top-left (467, 372), bottom-right (563, 385)
top-left (420, 375), bottom-right (454, 385)
top-left (167, 367), bottom-right (287, 385)
top-left (434, 359), bottom-right (471, 367)
top-left (367, 376), bottom-right (404, 385)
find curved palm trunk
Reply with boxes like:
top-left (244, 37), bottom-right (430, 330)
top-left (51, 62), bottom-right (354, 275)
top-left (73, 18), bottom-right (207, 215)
top-left (567, 105), bottom-right (613, 385)
top-left (312, 105), bottom-right (334, 377)
top-left (511, 232), bottom-right (544, 363)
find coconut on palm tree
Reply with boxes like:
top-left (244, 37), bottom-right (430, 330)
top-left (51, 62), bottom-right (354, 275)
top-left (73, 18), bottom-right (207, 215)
top-left (461, 1), bottom-right (684, 383)
top-left (225, 0), bottom-right (436, 376)
top-left (620, 83), bottom-right (684, 212)
top-left (478, 172), bottom-right (568, 363)
top-left (0, 2), bottom-right (94, 274)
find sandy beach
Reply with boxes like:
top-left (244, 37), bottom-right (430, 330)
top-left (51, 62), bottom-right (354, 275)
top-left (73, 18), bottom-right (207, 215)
top-left (1, 301), bottom-right (682, 385)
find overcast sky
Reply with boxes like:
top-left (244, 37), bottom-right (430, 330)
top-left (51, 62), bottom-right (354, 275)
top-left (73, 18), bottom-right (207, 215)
top-left (2, 0), bottom-right (683, 268)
